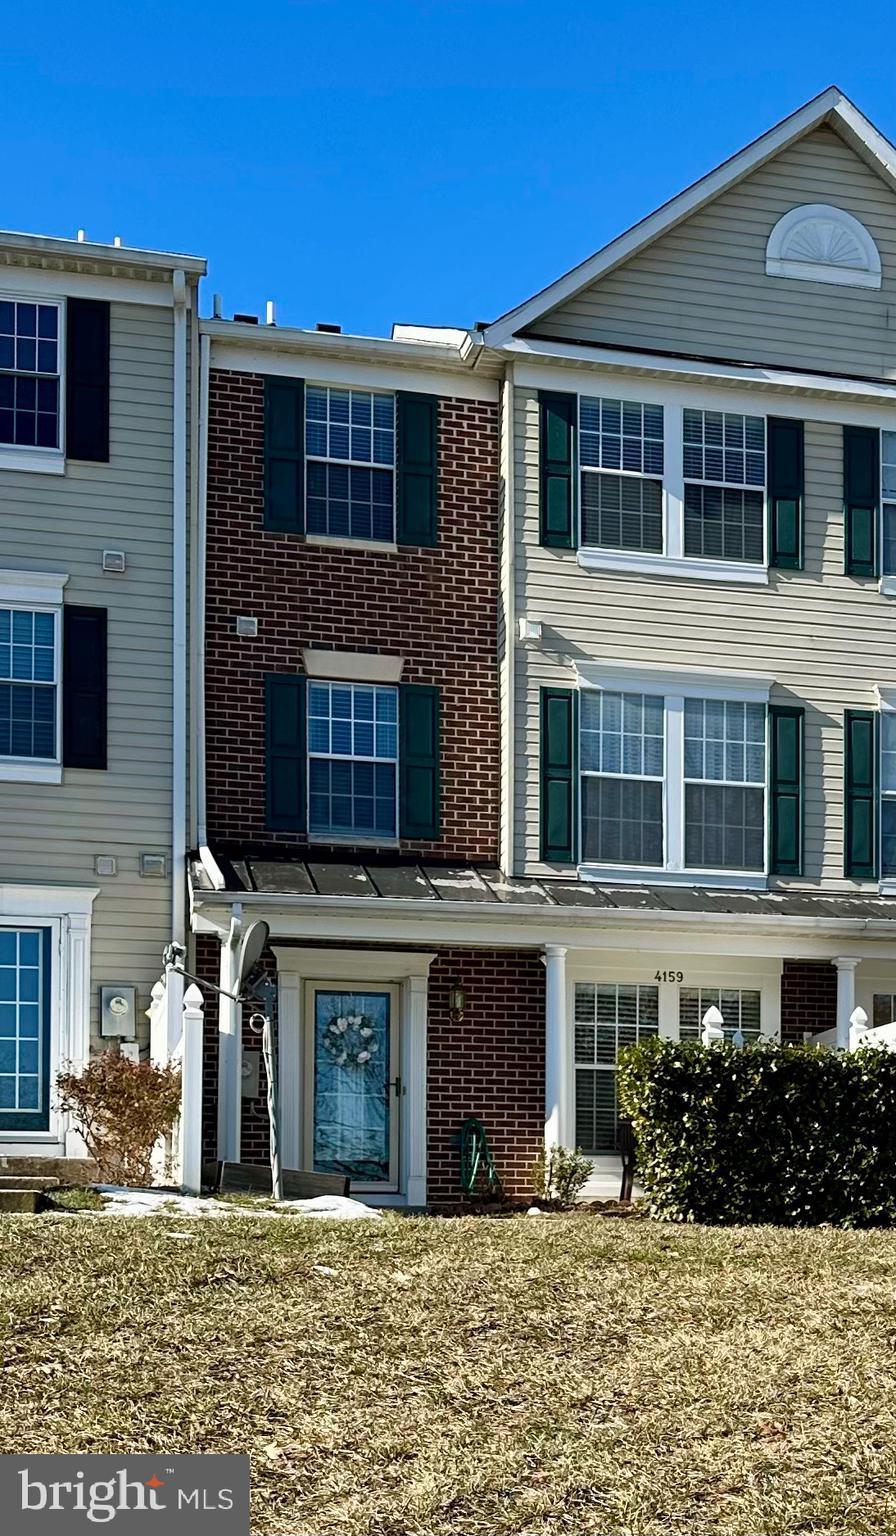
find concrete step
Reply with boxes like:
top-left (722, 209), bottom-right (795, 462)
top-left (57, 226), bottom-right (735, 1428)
top-left (0, 1190), bottom-right (43, 1213)
top-left (0, 1157), bottom-right (98, 1186)
top-left (0, 1175), bottom-right (60, 1190)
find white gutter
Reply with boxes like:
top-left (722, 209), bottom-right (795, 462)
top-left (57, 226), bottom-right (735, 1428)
top-left (194, 330), bottom-right (210, 847)
top-left (200, 317), bottom-right (490, 376)
top-left (499, 366), bottom-right (516, 875)
top-left (171, 270), bottom-right (188, 949)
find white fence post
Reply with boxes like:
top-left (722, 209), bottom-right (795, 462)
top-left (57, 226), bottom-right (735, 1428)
top-left (180, 983), bottom-right (205, 1194)
top-left (701, 1004), bottom-right (725, 1047)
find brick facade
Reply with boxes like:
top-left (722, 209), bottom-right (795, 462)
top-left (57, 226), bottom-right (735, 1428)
top-left (197, 936), bottom-right (544, 1206)
top-left (205, 368), bottom-right (500, 863)
top-left (780, 958), bottom-right (837, 1042)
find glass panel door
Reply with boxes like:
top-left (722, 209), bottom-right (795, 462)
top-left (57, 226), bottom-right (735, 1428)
top-left (306, 985), bottom-right (398, 1187)
top-left (0, 926), bottom-right (50, 1131)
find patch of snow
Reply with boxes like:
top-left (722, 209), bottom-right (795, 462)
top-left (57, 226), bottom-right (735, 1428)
top-left (88, 1186), bottom-right (382, 1220)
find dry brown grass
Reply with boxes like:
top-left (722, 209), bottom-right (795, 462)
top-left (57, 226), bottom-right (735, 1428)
top-left (1, 1212), bottom-right (895, 1533)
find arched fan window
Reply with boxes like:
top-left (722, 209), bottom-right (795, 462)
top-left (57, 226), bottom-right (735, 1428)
top-left (766, 203), bottom-right (881, 289)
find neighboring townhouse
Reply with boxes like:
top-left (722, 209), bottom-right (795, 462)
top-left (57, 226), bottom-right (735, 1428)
top-left (0, 230), bottom-right (205, 1160)
top-left (190, 86), bottom-right (896, 1206)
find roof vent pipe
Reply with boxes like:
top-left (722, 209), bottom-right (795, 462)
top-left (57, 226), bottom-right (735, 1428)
top-left (113, 236), bottom-right (122, 248)
top-left (77, 229), bottom-right (86, 243)
top-left (212, 294), bottom-right (223, 318)
top-left (265, 300), bottom-right (277, 326)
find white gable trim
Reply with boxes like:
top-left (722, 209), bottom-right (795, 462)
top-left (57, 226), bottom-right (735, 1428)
top-left (484, 88), bottom-right (896, 346)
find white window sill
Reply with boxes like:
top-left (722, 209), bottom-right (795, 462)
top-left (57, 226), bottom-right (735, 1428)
top-left (306, 534), bottom-right (398, 555)
top-left (0, 760), bottom-right (62, 784)
top-left (0, 447), bottom-right (64, 476)
top-left (880, 576), bottom-right (896, 597)
top-left (879, 881), bottom-right (896, 897)
top-left (576, 548), bottom-right (769, 585)
top-left (310, 834), bottom-right (400, 849)
top-left (578, 864), bottom-right (767, 890)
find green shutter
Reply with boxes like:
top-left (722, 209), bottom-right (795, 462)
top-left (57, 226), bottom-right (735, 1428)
top-left (768, 417), bottom-right (803, 570)
top-left (539, 392), bottom-right (575, 548)
top-left (264, 376), bottom-right (304, 532)
top-left (540, 688), bottom-right (577, 862)
top-left (397, 393), bottom-right (437, 546)
top-left (844, 709), bottom-right (878, 878)
top-left (769, 705), bottom-right (803, 875)
top-left (399, 684), bottom-right (440, 838)
top-left (843, 425), bottom-right (879, 577)
top-left (265, 674), bottom-right (306, 831)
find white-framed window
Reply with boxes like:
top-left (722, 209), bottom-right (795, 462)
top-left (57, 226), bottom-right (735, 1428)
top-left (679, 986), bottom-right (762, 1044)
top-left (881, 431), bottom-right (896, 576)
top-left (307, 681), bottom-right (399, 841)
top-left (0, 299), bottom-right (62, 452)
top-left (873, 993), bottom-right (896, 1029)
top-left (579, 396), bottom-right (664, 554)
top-left (574, 981), bottom-right (659, 1153)
top-left (305, 385), bottom-right (396, 542)
top-left (577, 669), bottom-right (770, 881)
top-left (580, 690), bottom-right (664, 865)
top-left (682, 409), bottom-right (766, 565)
top-left (880, 710), bottom-right (896, 878)
top-left (683, 699), bottom-right (766, 872)
top-left (0, 606), bottom-right (58, 762)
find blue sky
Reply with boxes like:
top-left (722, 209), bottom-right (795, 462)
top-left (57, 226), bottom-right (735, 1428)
top-left (4, 1), bottom-right (896, 334)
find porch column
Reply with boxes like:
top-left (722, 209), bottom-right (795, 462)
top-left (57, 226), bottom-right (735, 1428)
top-left (402, 974), bottom-right (428, 1208)
top-left (834, 957), bottom-right (860, 1051)
top-left (544, 944), bottom-right (569, 1149)
top-left (217, 908), bottom-right (242, 1162)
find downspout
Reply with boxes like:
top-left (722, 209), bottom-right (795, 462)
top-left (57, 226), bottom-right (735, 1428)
top-left (195, 330), bottom-right (210, 848)
top-left (171, 270), bottom-right (188, 951)
top-left (499, 365), bottom-right (516, 876)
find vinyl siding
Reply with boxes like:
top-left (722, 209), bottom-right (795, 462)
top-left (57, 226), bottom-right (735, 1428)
top-left (0, 298), bottom-right (179, 1042)
top-left (514, 386), bottom-right (896, 891)
top-left (534, 127), bottom-right (896, 378)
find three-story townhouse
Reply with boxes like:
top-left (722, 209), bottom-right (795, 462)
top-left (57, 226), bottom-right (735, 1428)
top-left (0, 230), bottom-right (205, 1166)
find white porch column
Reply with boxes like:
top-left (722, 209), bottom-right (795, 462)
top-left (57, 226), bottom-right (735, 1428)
top-left (834, 957), bottom-right (860, 1051)
top-left (180, 984), bottom-right (205, 1194)
top-left (402, 974), bottom-right (429, 1208)
top-left (543, 944), bottom-right (569, 1149)
top-left (217, 907), bottom-right (242, 1162)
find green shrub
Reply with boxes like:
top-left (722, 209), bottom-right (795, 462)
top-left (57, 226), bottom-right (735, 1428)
top-left (617, 1038), bottom-right (896, 1227)
top-left (532, 1144), bottom-right (593, 1209)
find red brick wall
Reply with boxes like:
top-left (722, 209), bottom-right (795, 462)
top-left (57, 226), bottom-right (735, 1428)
top-left (196, 937), bottom-right (545, 1206)
top-left (780, 958), bottom-right (837, 1042)
top-left (205, 369), bottom-right (500, 863)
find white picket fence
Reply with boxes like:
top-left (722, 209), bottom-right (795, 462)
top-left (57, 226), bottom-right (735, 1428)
top-left (699, 1003), bottom-right (896, 1053)
top-left (147, 968), bottom-right (206, 1193)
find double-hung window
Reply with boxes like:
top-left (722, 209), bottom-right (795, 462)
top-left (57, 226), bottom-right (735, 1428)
top-left (577, 678), bottom-right (768, 879)
top-left (683, 409), bottom-right (765, 564)
top-left (574, 982), bottom-right (659, 1153)
top-left (678, 986), bottom-right (761, 1045)
top-left (580, 690), bottom-right (664, 865)
top-left (0, 300), bottom-right (61, 451)
top-left (882, 432), bottom-right (896, 576)
top-left (579, 397), bottom-right (664, 553)
top-left (683, 700), bottom-right (766, 872)
top-left (880, 711), bottom-right (896, 878)
top-left (0, 606), bottom-right (57, 762)
top-left (305, 386), bottom-right (395, 543)
top-left (307, 681), bottom-right (399, 840)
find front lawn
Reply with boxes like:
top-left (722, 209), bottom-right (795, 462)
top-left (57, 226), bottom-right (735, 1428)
top-left (2, 1213), bottom-right (895, 1534)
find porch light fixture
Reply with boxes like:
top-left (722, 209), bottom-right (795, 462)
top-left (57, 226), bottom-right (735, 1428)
top-left (448, 980), bottom-right (466, 1022)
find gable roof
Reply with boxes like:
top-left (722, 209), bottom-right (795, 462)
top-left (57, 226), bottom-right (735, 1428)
top-left (483, 87), bottom-right (896, 348)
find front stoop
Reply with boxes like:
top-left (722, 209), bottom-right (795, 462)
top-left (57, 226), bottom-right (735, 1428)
top-left (0, 1157), bottom-right (99, 1186)
top-left (0, 1190), bottom-right (44, 1213)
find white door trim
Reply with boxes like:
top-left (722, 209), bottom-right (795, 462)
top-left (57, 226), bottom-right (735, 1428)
top-left (302, 978), bottom-right (401, 1192)
top-left (272, 946), bottom-right (435, 1206)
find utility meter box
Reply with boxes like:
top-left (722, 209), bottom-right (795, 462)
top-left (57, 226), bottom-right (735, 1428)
top-left (100, 984), bottom-right (138, 1039)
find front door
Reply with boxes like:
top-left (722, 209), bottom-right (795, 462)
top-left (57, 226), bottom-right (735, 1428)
top-left (0, 926), bottom-right (51, 1134)
top-left (304, 983), bottom-right (399, 1190)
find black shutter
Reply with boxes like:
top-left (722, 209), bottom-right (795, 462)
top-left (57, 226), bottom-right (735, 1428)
top-left (396, 393), bottom-right (438, 546)
top-left (265, 674), bottom-right (306, 830)
top-left (843, 425), bottom-right (879, 577)
top-left (769, 705), bottom-right (804, 875)
top-left (539, 392), bottom-right (575, 548)
top-left (768, 417), bottom-right (803, 570)
top-left (63, 606), bottom-right (107, 769)
top-left (66, 299), bottom-right (110, 462)
top-left (540, 688), bottom-right (577, 862)
top-left (399, 684), bottom-right (440, 839)
top-left (844, 709), bottom-right (878, 878)
top-left (264, 377), bottom-right (304, 532)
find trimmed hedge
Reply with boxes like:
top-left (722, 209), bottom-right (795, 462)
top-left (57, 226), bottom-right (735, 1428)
top-left (617, 1039), bottom-right (896, 1227)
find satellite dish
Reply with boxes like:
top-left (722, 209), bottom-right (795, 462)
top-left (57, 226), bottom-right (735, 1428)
top-left (237, 920), bottom-right (270, 992)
